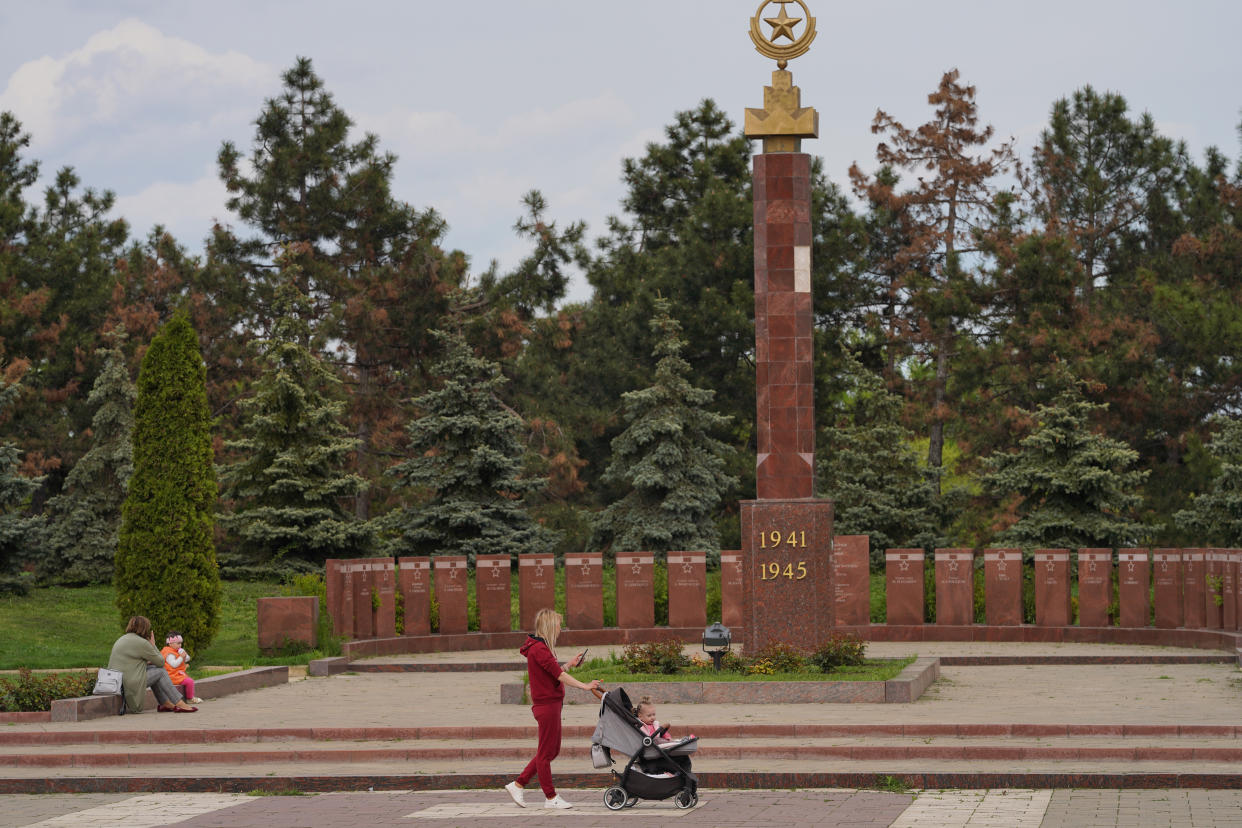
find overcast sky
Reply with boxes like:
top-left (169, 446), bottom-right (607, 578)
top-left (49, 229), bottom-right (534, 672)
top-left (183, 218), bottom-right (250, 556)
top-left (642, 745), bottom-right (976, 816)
top-left (2, 1), bottom-right (1240, 303)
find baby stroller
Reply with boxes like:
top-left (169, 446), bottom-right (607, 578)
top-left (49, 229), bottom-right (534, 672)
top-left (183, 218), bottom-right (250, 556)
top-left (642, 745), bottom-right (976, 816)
top-left (590, 686), bottom-right (699, 810)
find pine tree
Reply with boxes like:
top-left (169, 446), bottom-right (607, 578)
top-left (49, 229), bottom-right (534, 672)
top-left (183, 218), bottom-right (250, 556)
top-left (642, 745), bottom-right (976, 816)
top-left (817, 352), bottom-right (942, 567)
top-left (385, 328), bottom-right (552, 561)
top-left (218, 280), bottom-right (371, 566)
top-left (0, 378), bottom-right (40, 584)
top-left (114, 313), bottom-right (220, 650)
top-left (38, 335), bottom-right (134, 585)
top-left (590, 301), bottom-right (738, 557)
top-left (983, 383), bottom-right (1149, 549)
top-left (1175, 417), bottom-right (1242, 545)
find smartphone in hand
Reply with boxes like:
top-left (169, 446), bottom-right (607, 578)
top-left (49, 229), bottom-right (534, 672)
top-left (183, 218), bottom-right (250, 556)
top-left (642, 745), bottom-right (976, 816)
top-left (575, 649), bottom-right (588, 667)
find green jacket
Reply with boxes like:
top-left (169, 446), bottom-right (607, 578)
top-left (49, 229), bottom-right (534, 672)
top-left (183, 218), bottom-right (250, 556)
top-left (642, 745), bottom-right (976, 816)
top-left (107, 632), bottom-right (163, 712)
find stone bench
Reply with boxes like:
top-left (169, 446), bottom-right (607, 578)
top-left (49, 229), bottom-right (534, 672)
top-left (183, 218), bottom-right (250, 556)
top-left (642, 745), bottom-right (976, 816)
top-left (49, 666), bottom-right (289, 722)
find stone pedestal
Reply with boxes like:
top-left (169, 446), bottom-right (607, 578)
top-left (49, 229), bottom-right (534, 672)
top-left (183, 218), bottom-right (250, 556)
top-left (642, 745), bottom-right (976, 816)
top-left (1206, 550), bottom-right (1227, 629)
top-left (1224, 550), bottom-right (1238, 631)
top-left (831, 535), bottom-right (870, 627)
top-left (721, 551), bottom-right (744, 628)
top-left (741, 499), bottom-right (833, 651)
top-left (398, 557), bottom-right (431, 636)
top-left (433, 556), bottom-right (468, 635)
top-left (257, 596), bottom-right (318, 654)
top-left (1034, 549), bottom-right (1071, 627)
top-left (885, 549), bottom-right (924, 625)
top-left (1118, 549), bottom-right (1150, 628)
top-left (667, 553), bottom-right (706, 629)
top-left (752, 153), bottom-right (816, 501)
top-left (616, 553), bottom-right (654, 629)
top-left (1182, 549), bottom-right (1205, 629)
top-left (565, 554), bottom-right (603, 630)
top-left (1077, 549), bottom-right (1113, 627)
top-left (983, 548), bottom-right (1022, 626)
top-left (351, 561), bottom-right (373, 638)
top-left (475, 554), bottom-right (512, 633)
top-left (1151, 549), bottom-right (1182, 629)
top-left (934, 549), bottom-right (973, 626)
top-left (518, 554), bottom-right (556, 632)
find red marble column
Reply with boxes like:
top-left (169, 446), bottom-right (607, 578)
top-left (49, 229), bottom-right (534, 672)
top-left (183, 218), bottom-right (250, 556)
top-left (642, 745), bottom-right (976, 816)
top-left (885, 549), bottom-right (924, 625)
top-left (983, 548), bottom-right (1022, 626)
top-left (616, 553), bottom-right (654, 629)
top-left (565, 553), bottom-right (603, 630)
top-left (398, 556), bottom-right (430, 636)
top-left (325, 559), bottom-right (345, 636)
top-left (518, 553), bottom-right (556, 632)
top-left (752, 153), bottom-right (815, 501)
top-left (1224, 550), bottom-right (1239, 631)
top-left (1034, 549), bottom-right (1071, 627)
top-left (339, 567), bottom-right (355, 639)
top-left (1182, 549), bottom-right (1205, 628)
top-left (1151, 549), bottom-right (1182, 629)
top-left (831, 535), bottom-right (871, 627)
top-left (474, 554), bottom-right (512, 633)
top-left (372, 559), bottom-right (397, 638)
top-left (741, 499), bottom-right (834, 650)
top-left (433, 555), bottom-right (468, 635)
top-left (1077, 549), bottom-right (1113, 627)
top-left (720, 551), bottom-right (744, 628)
top-left (667, 552), bottom-right (706, 628)
top-left (350, 560), bottom-right (373, 638)
top-left (1117, 549), bottom-right (1150, 628)
top-left (934, 549), bottom-right (973, 626)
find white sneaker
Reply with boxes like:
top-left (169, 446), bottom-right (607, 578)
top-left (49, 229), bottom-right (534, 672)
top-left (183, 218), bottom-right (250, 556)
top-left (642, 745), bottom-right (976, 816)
top-left (544, 795), bottom-right (573, 809)
top-left (504, 781), bottom-right (525, 807)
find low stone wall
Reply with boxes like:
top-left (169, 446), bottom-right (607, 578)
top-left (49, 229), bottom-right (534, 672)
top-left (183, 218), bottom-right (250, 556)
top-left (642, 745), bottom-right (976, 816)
top-left (498, 657), bottom-right (939, 705)
top-left (49, 666), bottom-right (289, 723)
top-left (342, 627), bottom-right (711, 660)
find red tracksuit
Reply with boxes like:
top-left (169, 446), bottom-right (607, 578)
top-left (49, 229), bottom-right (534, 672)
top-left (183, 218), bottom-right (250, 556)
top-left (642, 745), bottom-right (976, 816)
top-left (515, 635), bottom-right (565, 798)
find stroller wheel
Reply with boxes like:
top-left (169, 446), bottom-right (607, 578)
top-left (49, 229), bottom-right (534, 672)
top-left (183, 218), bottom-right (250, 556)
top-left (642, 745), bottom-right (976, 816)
top-left (624, 796), bottom-right (638, 808)
top-left (604, 786), bottom-right (628, 811)
top-left (674, 788), bottom-right (696, 809)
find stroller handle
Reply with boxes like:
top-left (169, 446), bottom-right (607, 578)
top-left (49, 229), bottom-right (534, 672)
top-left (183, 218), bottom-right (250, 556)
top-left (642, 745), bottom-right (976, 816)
top-left (590, 684), bottom-right (606, 700)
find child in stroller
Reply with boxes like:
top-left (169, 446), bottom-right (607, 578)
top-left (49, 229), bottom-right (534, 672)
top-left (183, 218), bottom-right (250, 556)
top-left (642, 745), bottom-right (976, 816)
top-left (590, 686), bottom-right (699, 810)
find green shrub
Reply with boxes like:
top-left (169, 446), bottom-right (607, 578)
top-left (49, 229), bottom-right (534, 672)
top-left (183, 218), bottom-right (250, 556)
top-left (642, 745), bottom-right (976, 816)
top-left (747, 641), bottom-right (805, 672)
top-left (0, 668), bottom-right (94, 712)
top-left (809, 633), bottom-right (867, 672)
top-left (621, 636), bottom-right (689, 674)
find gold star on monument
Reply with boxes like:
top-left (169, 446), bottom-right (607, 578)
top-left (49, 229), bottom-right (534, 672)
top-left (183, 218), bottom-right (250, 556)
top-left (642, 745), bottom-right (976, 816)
top-left (764, 3), bottom-right (801, 42)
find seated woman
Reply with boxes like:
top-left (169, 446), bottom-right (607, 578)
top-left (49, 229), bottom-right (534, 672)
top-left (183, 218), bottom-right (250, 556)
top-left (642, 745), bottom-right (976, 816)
top-left (108, 616), bottom-right (197, 713)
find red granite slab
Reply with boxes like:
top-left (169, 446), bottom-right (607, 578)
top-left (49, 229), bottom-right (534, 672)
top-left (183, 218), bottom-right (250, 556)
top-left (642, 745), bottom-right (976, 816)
top-left (885, 549), bottom-right (924, 625)
top-left (474, 554), bottom-right (511, 633)
top-left (397, 557), bottom-right (430, 636)
top-left (432, 556), bottom-right (468, 635)
top-left (1034, 549), bottom-right (1071, 627)
top-left (935, 549), bottom-right (973, 626)
top-left (1152, 549), bottom-right (1182, 629)
top-left (1182, 549), bottom-right (1205, 628)
top-left (667, 552), bottom-right (706, 628)
top-left (565, 553), bottom-right (602, 629)
top-left (983, 548), bottom-right (1022, 626)
top-left (1206, 549), bottom-right (1226, 629)
top-left (1077, 549), bottom-right (1113, 627)
top-left (517, 553), bottom-right (555, 631)
top-left (831, 535), bottom-right (870, 627)
top-left (721, 551), bottom-right (744, 628)
top-left (257, 596), bottom-right (318, 653)
top-left (741, 498), bottom-right (834, 650)
top-left (616, 552), bottom-right (654, 628)
top-left (1118, 548), bottom-right (1150, 627)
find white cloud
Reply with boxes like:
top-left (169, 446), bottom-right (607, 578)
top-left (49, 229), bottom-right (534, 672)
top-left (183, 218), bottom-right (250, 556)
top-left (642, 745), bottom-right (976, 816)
top-left (112, 165), bottom-right (233, 245)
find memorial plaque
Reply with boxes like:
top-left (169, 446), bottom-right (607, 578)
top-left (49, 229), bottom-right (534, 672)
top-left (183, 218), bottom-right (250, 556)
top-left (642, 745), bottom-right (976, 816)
top-left (983, 548), bottom-right (1022, 626)
top-left (475, 554), bottom-right (512, 633)
top-left (831, 535), bottom-right (870, 627)
top-left (325, 559), bottom-right (346, 637)
top-left (398, 557), bottom-right (431, 636)
top-left (433, 556), bottom-right (468, 635)
top-left (1182, 549), bottom-right (1205, 629)
top-left (935, 549), bottom-right (973, 626)
top-left (565, 553), bottom-right (603, 630)
top-left (1152, 549), bottom-right (1182, 629)
top-left (885, 549), bottom-right (924, 625)
top-left (351, 560), bottom-right (373, 638)
top-left (616, 553), bottom-right (654, 629)
top-left (257, 596), bottom-right (318, 653)
top-left (1077, 549), bottom-right (1113, 627)
top-left (1118, 549), bottom-right (1150, 628)
top-left (721, 551), bottom-right (744, 628)
top-left (518, 554), bottom-right (556, 631)
top-left (1034, 549), bottom-right (1071, 627)
top-left (372, 558), bottom-right (397, 638)
top-left (667, 553), bottom-right (707, 628)
top-left (340, 567), bottom-right (355, 639)
top-left (741, 499), bottom-right (834, 651)
top-left (1224, 550), bottom-right (1239, 631)
top-left (1206, 549), bottom-right (1226, 629)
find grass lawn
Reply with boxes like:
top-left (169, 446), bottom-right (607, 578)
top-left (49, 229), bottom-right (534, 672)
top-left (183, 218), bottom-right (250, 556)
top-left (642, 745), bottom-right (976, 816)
top-left (567, 655), bottom-right (915, 684)
top-left (0, 581), bottom-right (327, 671)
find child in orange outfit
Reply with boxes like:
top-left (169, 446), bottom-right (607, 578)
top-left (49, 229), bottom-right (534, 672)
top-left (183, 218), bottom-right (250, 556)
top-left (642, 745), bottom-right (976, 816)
top-left (160, 631), bottom-right (202, 704)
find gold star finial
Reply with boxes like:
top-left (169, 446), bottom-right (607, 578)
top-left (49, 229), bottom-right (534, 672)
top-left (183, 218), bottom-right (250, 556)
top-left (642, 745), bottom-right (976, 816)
top-left (764, 3), bottom-right (801, 43)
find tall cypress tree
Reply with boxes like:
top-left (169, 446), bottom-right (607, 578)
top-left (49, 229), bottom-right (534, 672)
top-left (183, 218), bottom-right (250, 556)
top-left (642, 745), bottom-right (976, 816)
top-left (114, 313), bottom-right (220, 650)
top-left (590, 301), bottom-right (738, 557)
top-left (38, 336), bottom-right (134, 585)
top-left (218, 281), bottom-right (371, 566)
top-left (385, 327), bottom-right (552, 561)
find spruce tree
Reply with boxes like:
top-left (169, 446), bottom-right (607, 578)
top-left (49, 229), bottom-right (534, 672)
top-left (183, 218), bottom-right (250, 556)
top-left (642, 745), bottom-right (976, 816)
top-left (218, 281), bottom-right (371, 566)
top-left (1175, 417), bottom-right (1242, 545)
top-left (114, 313), bottom-right (220, 650)
top-left (590, 301), bottom-right (738, 557)
top-left (983, 383), bottom-right (1149, 549)
top-left (38, 336), bottom-right (134, 585)
top-left (817, 352), bottom-right (942, 568)
top-left (0, 379), bottom-right (40, 585)
top-left (385, 327), bottom-right (552, 561)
